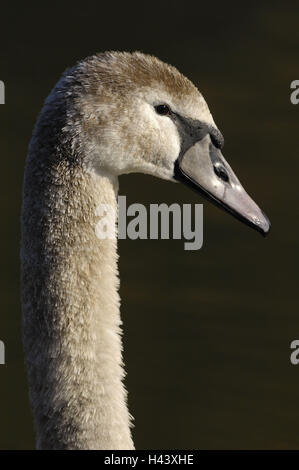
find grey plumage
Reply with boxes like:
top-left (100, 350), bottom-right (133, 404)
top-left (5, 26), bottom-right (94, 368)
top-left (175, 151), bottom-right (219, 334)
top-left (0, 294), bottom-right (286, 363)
top-left (21, 51), bottom-right (215, 449)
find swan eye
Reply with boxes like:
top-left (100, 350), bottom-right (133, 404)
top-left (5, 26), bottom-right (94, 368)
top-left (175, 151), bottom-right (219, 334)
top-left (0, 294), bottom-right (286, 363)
top-left (155, 104), bottom-right (171, 116)
top-left (213, 163), bottom-right (229, 182)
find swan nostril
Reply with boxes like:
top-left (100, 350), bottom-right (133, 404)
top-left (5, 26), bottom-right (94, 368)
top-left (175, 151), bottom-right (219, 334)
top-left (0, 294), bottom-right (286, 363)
top-left (213, 163), bottom-right (229, 182)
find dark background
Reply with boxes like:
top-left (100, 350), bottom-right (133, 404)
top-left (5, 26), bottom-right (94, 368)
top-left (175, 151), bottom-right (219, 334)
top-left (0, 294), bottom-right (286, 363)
top-left (0, 1), bottom-right (298, 449)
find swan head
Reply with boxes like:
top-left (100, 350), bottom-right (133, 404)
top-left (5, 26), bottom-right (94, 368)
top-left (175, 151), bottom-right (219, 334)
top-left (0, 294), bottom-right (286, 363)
top-left (63, 51), bottom-right (270, 235)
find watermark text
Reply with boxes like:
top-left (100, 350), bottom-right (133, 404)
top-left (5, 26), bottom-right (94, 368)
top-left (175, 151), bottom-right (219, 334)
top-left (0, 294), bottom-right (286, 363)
top-left (95, 196), bottom-right (203, 251)
top-left (0, 340), bottom-right (5, 365)
top-left (290, 340), bottom-right (299, 365)
top-left (0, 81), bottom-right (4, 104)
top-left (290, 80), bottom-right (299, 104)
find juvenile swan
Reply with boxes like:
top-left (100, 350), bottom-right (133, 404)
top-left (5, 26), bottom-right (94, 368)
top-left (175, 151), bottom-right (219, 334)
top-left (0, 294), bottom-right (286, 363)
top-left (21, 52), bottom-right (270, 450)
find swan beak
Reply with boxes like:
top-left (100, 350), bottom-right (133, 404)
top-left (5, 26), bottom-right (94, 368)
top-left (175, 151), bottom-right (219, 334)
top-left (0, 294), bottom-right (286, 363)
top-left (174, 135), bottom-right (271, 235)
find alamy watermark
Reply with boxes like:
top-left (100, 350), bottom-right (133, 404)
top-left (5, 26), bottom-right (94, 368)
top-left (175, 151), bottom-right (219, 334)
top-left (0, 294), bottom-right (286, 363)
top-left (290, 340), bottom-right (299, 365)
top-left (95, 196), bottom-right (203, 250)
top-left (0, 340), bottom-right (5, 365)
top-left (0, 81), bottom-right (4, 104)
top-left (290, 80), bottom-right (299, 105)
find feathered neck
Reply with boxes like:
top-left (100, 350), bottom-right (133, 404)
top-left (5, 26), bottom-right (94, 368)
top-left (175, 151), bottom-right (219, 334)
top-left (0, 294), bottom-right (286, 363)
top-left (21, 98), bottom-right (133, 449)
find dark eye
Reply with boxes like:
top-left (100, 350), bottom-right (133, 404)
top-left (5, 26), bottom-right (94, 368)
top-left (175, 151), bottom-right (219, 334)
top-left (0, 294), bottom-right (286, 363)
top-left (213, 163), bottom-right (229, 182)
top-left (154, 104), bottom-right (171, 116)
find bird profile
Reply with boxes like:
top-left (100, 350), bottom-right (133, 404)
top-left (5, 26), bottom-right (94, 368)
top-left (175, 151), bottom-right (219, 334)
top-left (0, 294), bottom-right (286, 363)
top-left (21, 51), bottom-right (270, 450)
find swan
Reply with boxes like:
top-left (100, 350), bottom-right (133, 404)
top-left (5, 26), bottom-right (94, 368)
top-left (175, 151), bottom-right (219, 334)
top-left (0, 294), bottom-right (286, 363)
top-left (21, 51), bottom-right (270, 450)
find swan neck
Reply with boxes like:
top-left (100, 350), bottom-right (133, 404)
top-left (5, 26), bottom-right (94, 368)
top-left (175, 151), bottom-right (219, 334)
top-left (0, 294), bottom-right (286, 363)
top-left (21, 156), bottom-right (133, 449)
